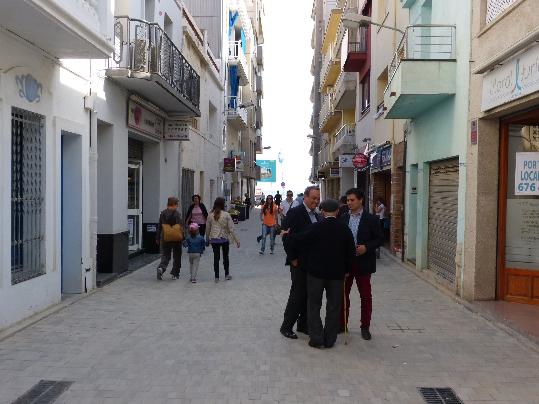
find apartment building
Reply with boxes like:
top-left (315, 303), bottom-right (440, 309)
top-left (465, 0), bottom-right (539, 305)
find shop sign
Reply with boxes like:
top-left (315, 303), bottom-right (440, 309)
top-left (515, 152), bottom-right (539, 195)
top-left (231, 151), bottom-right (244, 172)
top-left (330, 167), bottom-right (340, 177)
top-left (471, 119), bottom-right (478, 145)
top-left (352, 152), bottom-right (369, 169)
top-left (371, 150), bottom-right (381, 170)
top-left (127, 100), bottom-right (164, 139)
top-left (482, 43), bottom-right (539, 111)
top-left (317, 171), bottom-right (327, 179)
top-left (339, 154), bottom-right (355, 168)
top-left (164, 120), bottom-right (192, 141)
top-left (223, 158), bottom-right (236, 172)
top-left (380, 146), bottom-right (392, 167)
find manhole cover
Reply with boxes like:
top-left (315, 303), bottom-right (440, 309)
top-left (418, 387), bottom-right (464, 404)
top-left (12, 380), bottom-right (73, 404)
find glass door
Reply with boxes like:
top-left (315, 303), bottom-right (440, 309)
top-left (128, 162), bottom-right (142, 251)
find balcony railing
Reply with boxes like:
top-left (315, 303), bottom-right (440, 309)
top-left (385, 25), bottom-right (456, 94)
top-left (226, 96), bottom-right (248, 127)
top-left (111, 16), bottom-right (200, 109)
top-left (320, 91), bottom-right (335, 128)
top-left (321, 42), bottom-right (340, 87)
top-left (332, 124), bottom-right (356, 155)
top-left (318, 142), bottom-right (332, 167)
top-left (229, 40), bottom-right (249, 83)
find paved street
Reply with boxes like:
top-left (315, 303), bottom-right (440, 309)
top-left (1, 215), bottom-right (539, 404)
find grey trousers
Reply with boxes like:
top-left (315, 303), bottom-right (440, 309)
top-left (307, 274), bottom-right (343, 347)
top-left (188, 253), bottom-right (201, 280)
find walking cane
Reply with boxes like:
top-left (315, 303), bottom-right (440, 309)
top-left (343, 278), bottom-right (348, 345)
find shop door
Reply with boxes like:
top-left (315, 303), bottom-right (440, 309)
top-left (428, 158), bottom-right (459, 284)
top-left (499, 117), bottom-right (539, 305)
top-left (128, 162), bottom-right (143, 251)
top-left (181, 168), bottom-right (195, 219)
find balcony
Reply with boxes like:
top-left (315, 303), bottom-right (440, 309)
top-left (256, 75), bottom-right (263, 96)
top-left (334, 71), bottom-right (356, 109)
top-left (256, 135), bottom-right (263, 154)
top-left (320, 42), bottom-right (341, 90)
top-left (320, 91), bottom-right (340, 132)
top-left (310, 112), bottom-right (314, 129)
top-left (227, 96), bottom-right (248, 129)
top-left (229, 41), bottom-right (250, 85)
top-left (331, 124), bottom-right (356, 155)
top-left (318, 142), bottom-right (333, 169)
top-left (384, 25), bottom-right (457, 119)
top-left (257, 45), bottom-right (264, 67)
top-left (343, 27), bottom-right (368, 72)
top-left (1, 0), bottom-right (114, 58)
top-left (256, 105), bottom-right (263, 129)
top-left (106, 17), bottom-right (200, 117)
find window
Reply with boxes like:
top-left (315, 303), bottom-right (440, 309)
top-left (11, 107), bottom-right (45, 284)
top-left (361, 73), bottom-right (370, 114)
top-left (164, 13), bottom-right (173, 39)
top-left (145, 0), bottom-right (155, 22)
top-left (486, 0), bottom-right (517, 24)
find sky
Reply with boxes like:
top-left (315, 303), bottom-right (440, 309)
top-left (256, 0), bottom-right (314, 196)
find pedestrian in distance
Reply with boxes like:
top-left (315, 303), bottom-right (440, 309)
top-left (156, 197), bottom-right (184, 280)
top-left (374, 197), bottom-right (388, 259)
top-left (291, 192), bottom-right (304, 208)
top-left (284, 199), bottom-right (355, 349)
top-left (279, 185), bottom-right (322, 340)
top-left (244, 193), bottom-right (252, 219)
top-left (183, 223), bottom-right (206, 283)
top-left (185, 195), bottom-right (209, 237)
top-left (340, 188), bottom-right (384, 340)
top-left (259, 195), bottom-right (281, 255)
top-left (205, 197), bottom-right (240, 283)
top-left (280, 190), bottom-right (295, 220)
top-left (274, 190), bottom-right (282, 206)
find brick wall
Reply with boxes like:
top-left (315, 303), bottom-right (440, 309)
top-left (390, 142), bottom-right (405, 255)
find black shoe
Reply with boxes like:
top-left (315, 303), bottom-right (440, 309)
top-left (296, 327), bottom-right (309, 335)
top-left (361, 327), bottom-right (372, 340)
top-left (157, 268), bottom-right (163, 280)
top-left (337, 326), bottom-right (347, 335)
top-left (324, 342), bottom-right (335, 349)
top-left (280, 329), bottom-right (298, 339)
top-left (256, 235), bottom-right (262, 243)
top-left (308, 340), bottom-right (324, 349)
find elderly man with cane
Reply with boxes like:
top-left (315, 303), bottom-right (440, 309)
top-left (284, 199), bottom-right (355, 348)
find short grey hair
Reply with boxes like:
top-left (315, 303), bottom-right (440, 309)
top-left (304, 185), bottom-right (320, 197)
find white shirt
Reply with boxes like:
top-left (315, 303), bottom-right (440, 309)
top-left (281, 198), bottom-right (294, 216)
top-left (377, 203), bottom-right (386, 220)
top-left (303, 202), bottom-right (318, 223)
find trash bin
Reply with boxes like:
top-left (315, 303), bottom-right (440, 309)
top-left (236, 205), bottom-right (246, 221)
top-left (143, 223), bottom-right (159, 254)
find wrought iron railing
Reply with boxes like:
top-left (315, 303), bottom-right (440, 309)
top-left (385, 25), bottom-right (456, 95)
top-left (111, 16), bottom-right (200, 108)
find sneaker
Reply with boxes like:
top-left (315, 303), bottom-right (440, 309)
top-left (225, 275), bottom-right (232, 281)
top-left (171, 275), bottom-right (179, 280)
top-left (259, 251), bottom-right (264, 255)
top-left (191, 279), bottom-right (197, 284)
top-left (215, 278), bottom-right (219, 283)
top-left (270, 250), bottom-right (274, 255)
top-left (157, 268), bottom-right (163, 280)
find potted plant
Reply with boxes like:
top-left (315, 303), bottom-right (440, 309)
top-left (228, 208), bottom-right (240, 224)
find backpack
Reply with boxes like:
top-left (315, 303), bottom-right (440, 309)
top-left (162, 224), bottom-right (183, 242)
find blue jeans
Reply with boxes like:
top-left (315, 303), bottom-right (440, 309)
top-left (260, 224), bottom-right (276, 252)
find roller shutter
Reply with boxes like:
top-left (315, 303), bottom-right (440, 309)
top-left (428, 158), bottom-right (459, 283)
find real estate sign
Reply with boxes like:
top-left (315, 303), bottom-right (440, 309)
top-left (515, 152), bottom-right (539, 195)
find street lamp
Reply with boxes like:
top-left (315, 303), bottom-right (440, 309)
top-left (262, 146), bottom-right (271, 150)
top-left (342, 13), bottom-right (405, 35)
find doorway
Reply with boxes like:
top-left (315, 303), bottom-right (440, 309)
top-left (128, 162), bottom-right (143, 251)
top-left (499, 109), bottom-right (539, 305)
top-left (61, 132), bottom-right (83, 293)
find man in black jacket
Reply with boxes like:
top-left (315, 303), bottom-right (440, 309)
top-left (340, 188), bottom-right (383, 340)
top-left (279, 185), bottom-right (321, 339)
top-left (285, 199), bottom-right (355, 348)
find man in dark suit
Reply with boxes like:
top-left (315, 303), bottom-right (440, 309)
top-left (285, 199), bottom-right (356, 348)
top-left (340, 188), bottom-right (384, 340)
top-left (279, 186), bottom-right (321, 339)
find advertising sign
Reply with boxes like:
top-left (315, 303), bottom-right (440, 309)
top-left (471, 119), bottom-right (478, 145)
top-left (257, 160), bottom-right (277, 182)
top-left (231, 151), bottom-right (245, 172)
top-left (127, 100), bottom-right (164, 139)
top-left (164, 120), bottom-right (192, 141)
top-left (223, 158), bottom-right (236, 173)
top-left (353, 152), bottom-right (369, 169)
top-left (380, 145), bottom-right (392, 167)
top-left (482, 44), bottom-right (539, 111)
top-left (515, 152), bottom-right (539, 195)
top-left (339, 154), bottom-right (355, 168)
top-left (330, 167), bottom-right (340, 177)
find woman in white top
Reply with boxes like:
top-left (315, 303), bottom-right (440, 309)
top-left (206, 197), bottom-right (240, 282)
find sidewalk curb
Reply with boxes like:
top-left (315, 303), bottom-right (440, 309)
top-left (0, 289), bottom-right (100, 343)
top-left (381, 249), bottom-right (539, 353)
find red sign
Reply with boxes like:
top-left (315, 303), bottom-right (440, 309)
top-left (471, 119), bottom-right (478, 145)
top-left (352, 153), bottom-right (369, 169)
top-left (223, 158), bottom-right (236, 172)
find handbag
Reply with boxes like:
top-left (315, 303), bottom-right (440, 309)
top-left (162, 223), bottom-right (183, 242)
top-left (274, 223), bottom-right (282, 235)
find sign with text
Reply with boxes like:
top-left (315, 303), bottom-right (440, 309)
top-left (471, 119), bottom-right (478, 145)
top-left (127, 100), bottom-right (164, 139)
top-left (330, 167), bottom-right (340, 177)
top-left (339, 154), bottom-right (355, 168)
top-left (164, 120), bottom-right (192, 141)
top-left (223, 158), bottom-right (236, 172)
top-left (352, 152), bottom-right (369, 169)
top-left (515, 152), bottom-right (539, 195)
top-left (257, 160), bottom-right (277, 182)
top-left (482, 44), bottom-right (539, 111)
top-left (231, 151), bottom-right (244, 172)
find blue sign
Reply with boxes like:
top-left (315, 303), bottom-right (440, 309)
top-left (257, 160), bottom-right (277, 183)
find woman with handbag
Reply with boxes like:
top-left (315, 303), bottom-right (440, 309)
top-left (259, 195), bottom-right (281, 255)
top-left (185, 194), bottom-right (209, 237)
top-left (156, 197), bottom-right (184, 280)
top-left (205, 197), bottom-right (240, 283)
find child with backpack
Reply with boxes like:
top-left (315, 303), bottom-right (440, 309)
top-left (183, 223), bottom-right (206, 283)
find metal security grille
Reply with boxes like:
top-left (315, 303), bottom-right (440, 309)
top-left (428, 158), bottom-right (459, 284)
top-left (418, 387), bottom-right (464, 404)
top-left (11, 107), bottom-right (45, 285)
top-left (181, 168), bottom-right (195, 219)
top-left (486, 0), bottom-right (517, 24)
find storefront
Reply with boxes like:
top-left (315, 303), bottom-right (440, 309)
top-left (370, 144), bottom-right (392, 244)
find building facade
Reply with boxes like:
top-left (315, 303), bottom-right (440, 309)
top-left (466, 0), bottom-right (539, 305)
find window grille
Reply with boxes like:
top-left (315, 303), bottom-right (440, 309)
top-left (11, 107), bottom-right (45, 285)
top-left (486, 0), bottom-right (517, 24)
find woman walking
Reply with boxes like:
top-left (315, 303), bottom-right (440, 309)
top-left (185, 194), bottom-right (209, 237)
top-left (206, 197), bottom-right (240, 282)
top-left (259, 195), bottom-right (280, 255)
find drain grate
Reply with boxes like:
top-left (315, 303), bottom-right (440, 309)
top-left (12, 380), bottom-right (73, 404)
top-left (418, 387), bottom-right (464, 404)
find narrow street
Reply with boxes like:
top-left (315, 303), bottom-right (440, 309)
top-left (1, 215), bottom-right (538, 404)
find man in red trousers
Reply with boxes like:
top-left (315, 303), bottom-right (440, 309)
top-left (339, 188), bottom-right (383, 340)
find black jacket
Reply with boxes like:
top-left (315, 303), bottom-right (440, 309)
top-left (284, 217), bottom-right (355, 280)
top-left (185, 203), bottom-right (209, 224)
top-left (339, 211), bottom-right (384, 274)
top-left (282, 204), bottom-right (321, 266)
